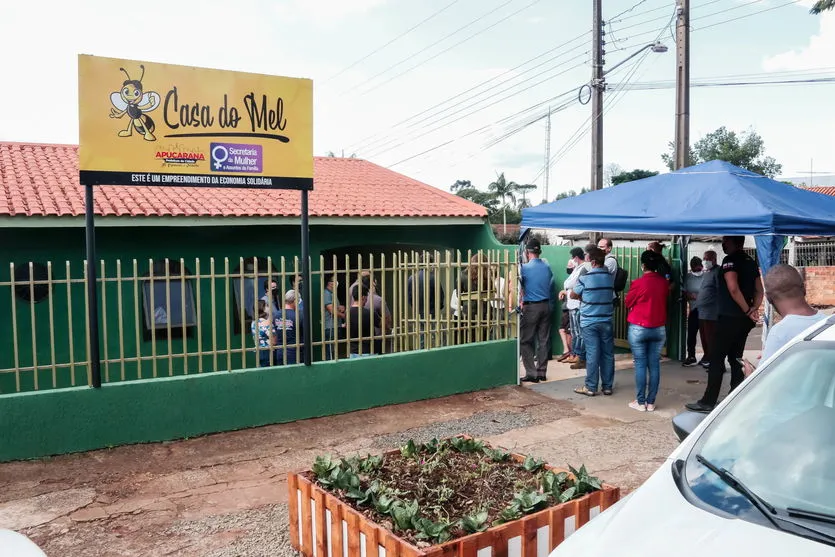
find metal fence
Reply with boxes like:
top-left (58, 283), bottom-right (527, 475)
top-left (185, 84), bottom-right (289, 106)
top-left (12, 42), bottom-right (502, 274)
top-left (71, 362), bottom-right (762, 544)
top-left (0, 250), bottom-right (517, 393)
top-left (744, 240), bottom-right (835, 267)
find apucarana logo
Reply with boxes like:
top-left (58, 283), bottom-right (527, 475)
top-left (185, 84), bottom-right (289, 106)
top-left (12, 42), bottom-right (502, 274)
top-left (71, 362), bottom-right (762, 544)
top-left (154, 146), bottom-right (205, 166)
top-left (210, 143), bottom-right (263, 173)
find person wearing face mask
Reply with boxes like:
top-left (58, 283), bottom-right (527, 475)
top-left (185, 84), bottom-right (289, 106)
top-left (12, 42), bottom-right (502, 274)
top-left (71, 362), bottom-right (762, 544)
top-left (687, 236), bottom-right (764, 413)
top-left (694, 250), bottom-right (719, 369)
top-left (561, 246), bottom-right (588, 367)
top-left (682, 256), bottom-right (705, 367)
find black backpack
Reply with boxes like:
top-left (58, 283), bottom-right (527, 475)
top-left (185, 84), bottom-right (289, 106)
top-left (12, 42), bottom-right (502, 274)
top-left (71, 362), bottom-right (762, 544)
top-left (613, 264), bottom-right (629, 293)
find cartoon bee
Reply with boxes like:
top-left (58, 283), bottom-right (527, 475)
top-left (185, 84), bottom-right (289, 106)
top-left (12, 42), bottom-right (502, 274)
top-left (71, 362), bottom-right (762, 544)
top-left (109, 65), bottom-right (161, 141)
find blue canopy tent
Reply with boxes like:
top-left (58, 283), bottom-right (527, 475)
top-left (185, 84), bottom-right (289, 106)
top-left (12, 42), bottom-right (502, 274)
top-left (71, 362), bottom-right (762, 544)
top-left (520, 160), bottom-right (835, 351)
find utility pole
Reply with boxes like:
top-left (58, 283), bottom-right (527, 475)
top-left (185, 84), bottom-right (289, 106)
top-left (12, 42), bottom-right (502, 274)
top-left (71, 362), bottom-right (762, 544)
top-left (591, 0), bottom-right (605, 191)
top-left (589, 0), bottom-right (604, 244)
top-left (544, 106), bottom-right (551, 203)
top-left (674, 0), bottom-right (690, 169)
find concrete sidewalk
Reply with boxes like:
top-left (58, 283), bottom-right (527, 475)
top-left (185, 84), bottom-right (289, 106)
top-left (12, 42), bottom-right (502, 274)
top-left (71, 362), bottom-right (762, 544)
top-left (520, 341), bottom-right (764, 418)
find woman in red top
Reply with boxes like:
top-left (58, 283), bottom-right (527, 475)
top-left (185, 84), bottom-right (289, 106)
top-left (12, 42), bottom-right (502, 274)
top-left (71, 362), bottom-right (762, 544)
top-left (624, 250), bottom-right (669, 412)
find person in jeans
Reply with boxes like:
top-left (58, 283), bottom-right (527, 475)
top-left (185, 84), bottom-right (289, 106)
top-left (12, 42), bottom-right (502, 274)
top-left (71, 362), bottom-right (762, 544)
top-left (572, 247), bottom-right (615, 396)
top-left (695, 250), bottom-right (719, 369)
top-left (559, 247), bottom-right (586, 364)
top-left (682, 256), bottom-right (705, 366)
top-left (625, 251), bottom-right (670, 412)
top-left (687, 236), bottom-right (763, 413)
top-left (519, 238), bottom-right (554, 383)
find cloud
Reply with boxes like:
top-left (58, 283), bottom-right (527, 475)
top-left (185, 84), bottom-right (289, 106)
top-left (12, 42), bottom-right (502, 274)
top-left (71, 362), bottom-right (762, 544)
top-left (762, 10), bottom-right (835, 70)
top-left (274, 0), bottom-right (389, 22)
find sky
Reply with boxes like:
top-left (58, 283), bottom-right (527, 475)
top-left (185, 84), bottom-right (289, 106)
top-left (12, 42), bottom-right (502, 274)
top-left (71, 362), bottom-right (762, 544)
top-left (1, 0), bottom-right (833, 199)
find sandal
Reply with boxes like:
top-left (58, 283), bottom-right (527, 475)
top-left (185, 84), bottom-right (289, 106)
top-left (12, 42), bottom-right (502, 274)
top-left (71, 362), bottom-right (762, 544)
top-left (573, 385), bottom-right (596, 397)
top-left (557, 353), bottom-right (572, 362)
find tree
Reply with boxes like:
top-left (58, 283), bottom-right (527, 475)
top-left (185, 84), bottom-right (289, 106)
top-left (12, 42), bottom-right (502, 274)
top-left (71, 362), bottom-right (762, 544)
top-left (661, 126), bottom-right (782, 177)
top-left (811, 0), bottom-right (833, 13)
top-left (515, 184), bottom-right (537, 208)
top-left (449, 179), bottom-right (472, 193)
top-left (487, 172), bottom-right (520, 234)
top-left (455, 187), bottom-right (500, 218)
top-left (611, 169), bottom-right (659, 186)
top-left (554, 187), bottom-right (591, 201)
top-left (603, 163), bottom-right (623, 187)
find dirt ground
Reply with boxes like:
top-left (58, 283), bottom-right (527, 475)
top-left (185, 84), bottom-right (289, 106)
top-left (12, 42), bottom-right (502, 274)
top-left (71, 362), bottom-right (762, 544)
top-left (0, 356), bottom-right (721, 557)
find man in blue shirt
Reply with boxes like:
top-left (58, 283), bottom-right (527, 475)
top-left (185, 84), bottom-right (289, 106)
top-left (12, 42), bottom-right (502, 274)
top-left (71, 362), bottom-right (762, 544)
top-left (572, 247), bottom-right (616, 396)
top-left (520, 238), bottom-right (554, 383)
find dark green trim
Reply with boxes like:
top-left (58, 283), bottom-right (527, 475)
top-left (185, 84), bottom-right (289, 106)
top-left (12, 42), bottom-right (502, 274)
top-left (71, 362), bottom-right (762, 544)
top-left (0, 340), bottom-right (517, 462)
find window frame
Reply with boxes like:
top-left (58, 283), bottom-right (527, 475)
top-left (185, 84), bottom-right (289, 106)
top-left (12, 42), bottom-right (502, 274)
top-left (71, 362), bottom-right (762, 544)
top-left (141, 260), bottom-right (198, 336)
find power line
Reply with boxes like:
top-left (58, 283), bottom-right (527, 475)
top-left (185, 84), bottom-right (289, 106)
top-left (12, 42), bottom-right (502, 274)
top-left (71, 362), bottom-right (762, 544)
top-left (322, 0), bottom-right (463, 85)
top-left (392, 95), bottom-right (580, 170)
top-left (365, 55), bottom-right (589, 158)
top-left (609, 0), bottom-right (653, 22)
top-left (389, 27), bottom-right (664, 176)
top-left (611, 75), bottom-right (835, 90)
top-left (347, 29), bottom-right (591, 152)
top-left (531, 9), bottom-right (674, 185)
top-left (356, 0), bottom-right (548, 98)
top-left (337, 0), bottom-right (517, 97)
top-left (351, 1), bottom-right (696, 154)
top-left (693, 0), bottom-right (801, 31)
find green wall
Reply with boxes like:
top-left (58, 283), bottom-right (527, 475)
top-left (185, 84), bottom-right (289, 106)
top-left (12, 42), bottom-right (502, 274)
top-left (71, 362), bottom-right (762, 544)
top-left (0, 339), bottom-right (517, 462)
top-left (0, 222), bottom-right (512, 393)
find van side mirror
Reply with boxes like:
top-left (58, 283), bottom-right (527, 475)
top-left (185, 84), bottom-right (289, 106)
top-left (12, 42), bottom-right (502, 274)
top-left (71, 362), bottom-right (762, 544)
top-left (672, 411), bottom-right (707, 442)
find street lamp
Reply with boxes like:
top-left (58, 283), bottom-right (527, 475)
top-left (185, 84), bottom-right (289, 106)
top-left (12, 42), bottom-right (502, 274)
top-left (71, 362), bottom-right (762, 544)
top-left (604, 41), bottom-right (668, 77)
top-left (585, 40), bottom-right (668, 199)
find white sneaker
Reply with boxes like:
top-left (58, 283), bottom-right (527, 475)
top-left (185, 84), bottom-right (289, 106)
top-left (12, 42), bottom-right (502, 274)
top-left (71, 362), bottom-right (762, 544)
top-left (646, 403), bottom-right (656, 412)
top-left (628, 400), bottom-right (646, 412)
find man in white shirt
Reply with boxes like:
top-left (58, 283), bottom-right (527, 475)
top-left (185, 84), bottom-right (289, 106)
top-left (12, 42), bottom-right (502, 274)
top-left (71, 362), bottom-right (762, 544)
top-left (744, 264), bottom-right (827, 375)
top-left (561, 246), bottom-right (590, 368)
top-left (596, 238), bottom-right (619, 277)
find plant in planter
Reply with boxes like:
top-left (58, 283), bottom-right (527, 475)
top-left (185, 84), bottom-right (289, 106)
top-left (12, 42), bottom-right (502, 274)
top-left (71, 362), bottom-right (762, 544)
top-left (289, 437), bottom-right (620, 557)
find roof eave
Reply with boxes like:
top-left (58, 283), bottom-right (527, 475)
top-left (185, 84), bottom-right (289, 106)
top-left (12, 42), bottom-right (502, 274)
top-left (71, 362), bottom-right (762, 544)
top-left (0, 215), bottom-right (487, 228)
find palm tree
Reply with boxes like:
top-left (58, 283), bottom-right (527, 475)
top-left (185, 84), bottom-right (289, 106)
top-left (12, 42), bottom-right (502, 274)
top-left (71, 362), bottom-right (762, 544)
top-left (515, 184), bottom-right (537, 208)
top-left (487, 172), bottom-right (520, 235)
top-left (811, 0), bottom-right (833, 13)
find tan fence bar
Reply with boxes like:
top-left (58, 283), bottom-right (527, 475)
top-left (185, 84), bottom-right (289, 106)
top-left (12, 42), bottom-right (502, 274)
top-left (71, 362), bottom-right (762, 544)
top-left (0, 250), bottom-right (519, 392)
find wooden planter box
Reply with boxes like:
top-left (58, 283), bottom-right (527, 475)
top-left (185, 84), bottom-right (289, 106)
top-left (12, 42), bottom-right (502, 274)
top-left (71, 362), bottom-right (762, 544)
top-left (288, 448), bottom-right (620, 557)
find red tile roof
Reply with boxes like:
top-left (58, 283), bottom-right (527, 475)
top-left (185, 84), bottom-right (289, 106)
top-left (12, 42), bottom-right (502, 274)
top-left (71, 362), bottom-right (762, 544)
top-left (0, 142), bottom-right (486, 219)
top-left (805, 186), bottom-right (835, 197)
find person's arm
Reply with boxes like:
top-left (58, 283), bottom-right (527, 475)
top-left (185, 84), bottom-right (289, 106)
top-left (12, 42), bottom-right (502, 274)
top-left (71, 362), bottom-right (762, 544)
top-left (624, 278), bottom-right (639, 310)
top-left (570, 278), bottom-right (585, 300)
top-left (752, 274), bottom-right (764, 315)
top-left (724, 271), bottom-right (758, 321)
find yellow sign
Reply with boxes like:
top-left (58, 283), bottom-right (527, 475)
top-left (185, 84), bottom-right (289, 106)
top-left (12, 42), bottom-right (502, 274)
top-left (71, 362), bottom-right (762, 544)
top-left (78, 55), bottom-right (313, 190)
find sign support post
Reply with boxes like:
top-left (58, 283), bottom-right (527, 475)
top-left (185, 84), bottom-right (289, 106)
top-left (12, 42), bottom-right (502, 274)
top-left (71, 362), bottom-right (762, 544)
top-left (78, 54), bottom-right (315, 381)
top-left (300, 190), bottom-right (312, 366)
top-left (85, 184), bottom-right (102, 388)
